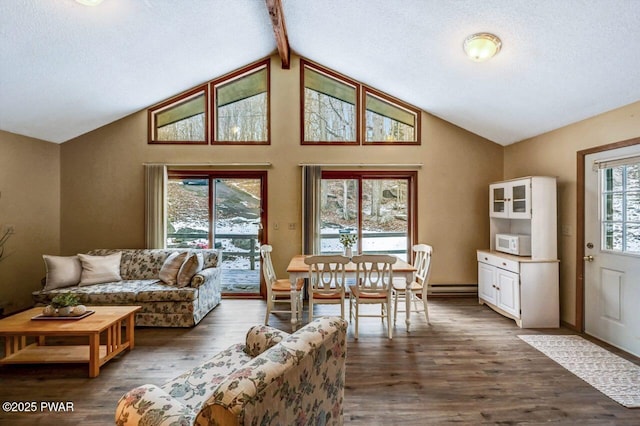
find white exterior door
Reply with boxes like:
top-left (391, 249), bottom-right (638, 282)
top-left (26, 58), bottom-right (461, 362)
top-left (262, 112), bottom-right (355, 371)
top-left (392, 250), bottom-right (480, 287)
top-left (585, 146), bottom-right (640, 357)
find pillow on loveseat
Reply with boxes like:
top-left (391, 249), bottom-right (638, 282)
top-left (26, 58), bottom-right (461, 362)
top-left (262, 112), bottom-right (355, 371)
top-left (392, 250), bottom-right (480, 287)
top-left (78, 252), bottom-right (122, 286)
top-left (176, 252), bottom-right (203, 287)
top-left (244, 324), bottom-right (291, 357)
top-left (159, 251), bottom-right (188, 286)
top-left (42, 255), bottom-right (82, 290)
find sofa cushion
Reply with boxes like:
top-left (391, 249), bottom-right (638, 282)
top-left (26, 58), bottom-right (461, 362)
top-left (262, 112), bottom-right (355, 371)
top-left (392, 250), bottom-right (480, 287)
top-left (78, 252), bottom-right (122, 286)
top-left (42, 255), bottom-right (82, 290)
top-left (159, 251), bottom-right (189, 286)
top-left (176, 252), bottom-right (203, 288)
top-left (244, 324), bottom-right (290, 357)
top-left (135, 282), bottom-right (197, 302)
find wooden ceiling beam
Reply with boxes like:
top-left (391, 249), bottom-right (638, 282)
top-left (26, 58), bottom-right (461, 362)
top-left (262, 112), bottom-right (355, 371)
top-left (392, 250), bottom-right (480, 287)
top-left (265, 0), bottom-right (290, 69)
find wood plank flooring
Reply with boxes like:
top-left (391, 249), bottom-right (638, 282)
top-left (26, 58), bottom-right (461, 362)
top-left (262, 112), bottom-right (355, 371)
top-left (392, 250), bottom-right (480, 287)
top-left (0, 298), bottom-right (639, 425)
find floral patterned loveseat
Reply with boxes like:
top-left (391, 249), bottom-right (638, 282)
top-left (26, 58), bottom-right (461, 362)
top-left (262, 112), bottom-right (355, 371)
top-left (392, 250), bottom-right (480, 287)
top-left (115, 317), bottom-right (348, 426)
top-left (32, 249), bottom-right (222, 327)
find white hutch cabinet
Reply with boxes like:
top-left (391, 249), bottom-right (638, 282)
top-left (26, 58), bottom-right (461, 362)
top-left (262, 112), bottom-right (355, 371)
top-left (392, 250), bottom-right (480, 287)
top-left (478, 176), bottom-right (560, 328)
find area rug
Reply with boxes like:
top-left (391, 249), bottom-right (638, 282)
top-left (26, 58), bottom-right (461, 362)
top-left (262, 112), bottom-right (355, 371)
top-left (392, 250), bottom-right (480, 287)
top-left (518, 334), bottom-right (640, 408)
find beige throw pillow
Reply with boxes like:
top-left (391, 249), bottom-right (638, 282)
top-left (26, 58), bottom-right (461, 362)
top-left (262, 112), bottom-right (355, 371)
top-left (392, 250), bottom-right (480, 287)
top-left (78, 252), bottom-right (122, 286)
top-left (176, 251), bottom-right (203, 287)
top-left (43, 255), bottom-right (82, 290)
top-left (159, 251), bottom-right (188, 286)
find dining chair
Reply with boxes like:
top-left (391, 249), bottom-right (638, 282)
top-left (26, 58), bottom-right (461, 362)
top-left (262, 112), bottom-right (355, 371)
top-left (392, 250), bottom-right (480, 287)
top-left (349, 254), bottom-right (397, 339)
top-left (304, 254), bottom-right (350, 320)
top-left (393, 244), bottom-right (433, 329)
top-left (260, 244), bottom-right (304, 325)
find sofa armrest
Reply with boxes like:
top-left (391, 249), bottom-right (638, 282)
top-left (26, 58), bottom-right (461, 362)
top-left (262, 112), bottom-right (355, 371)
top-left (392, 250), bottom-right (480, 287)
top-left (191, 267), bottom-right (220, 289)
top-left (115, 384), bottom-right (194, 426)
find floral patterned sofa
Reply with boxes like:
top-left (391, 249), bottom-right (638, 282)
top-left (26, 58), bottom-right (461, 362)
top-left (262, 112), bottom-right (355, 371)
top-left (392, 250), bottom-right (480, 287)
top-left (32, 249), bottom-right (222, 327)
top-left (115, 317), bottom-right (348, 426)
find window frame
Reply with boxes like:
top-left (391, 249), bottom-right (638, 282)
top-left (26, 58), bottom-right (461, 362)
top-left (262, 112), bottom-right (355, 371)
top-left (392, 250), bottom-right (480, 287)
top-left (210, 59), bottom-right (271, 145)
top-left (319, 170), bottom-right (418, 257)
top-left (148, 85), bottom-right (209, 145)
top-left (300, 59), bottom-right (361, 146)
top-left (363, 86), bottom-right (421, 145)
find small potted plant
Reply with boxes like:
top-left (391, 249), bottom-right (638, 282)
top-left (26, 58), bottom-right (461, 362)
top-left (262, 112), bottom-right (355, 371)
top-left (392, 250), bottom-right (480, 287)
top-left (339, 233), bottom-right (357, 258)
top-left (44, 294), bottom-right (86, 316)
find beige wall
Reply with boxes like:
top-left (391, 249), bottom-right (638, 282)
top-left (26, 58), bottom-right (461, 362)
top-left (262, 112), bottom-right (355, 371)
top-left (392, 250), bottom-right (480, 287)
top-left (60, 54), bottom-right (503, 285)
top-left (0, 130), bottom-right (60, 314)
top-left (504, 100), bottom-right (640, 326)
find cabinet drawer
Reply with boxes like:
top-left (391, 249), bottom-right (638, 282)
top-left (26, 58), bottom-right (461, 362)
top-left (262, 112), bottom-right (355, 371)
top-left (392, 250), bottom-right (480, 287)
top-left (477, 252), bottom-right (519, 273)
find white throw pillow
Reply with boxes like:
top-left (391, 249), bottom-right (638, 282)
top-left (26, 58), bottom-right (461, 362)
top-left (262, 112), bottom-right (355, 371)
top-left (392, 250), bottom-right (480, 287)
top-left (42, 255), bottom-right (82, 290)
top-left (78, 252), bottom-right (122, 286)
top-left (176, 251), bottom-right (204, 287)
top-left (159, 251), bottom-right (188, 286)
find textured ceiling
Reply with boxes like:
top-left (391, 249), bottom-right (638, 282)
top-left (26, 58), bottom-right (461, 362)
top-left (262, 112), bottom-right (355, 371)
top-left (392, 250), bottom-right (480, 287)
top-left (1, 0), bottom-right (639, 145)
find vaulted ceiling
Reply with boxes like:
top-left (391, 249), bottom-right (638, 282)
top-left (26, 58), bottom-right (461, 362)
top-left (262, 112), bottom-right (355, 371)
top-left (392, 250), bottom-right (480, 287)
top-left (1, 0), bottom-right (639, 145)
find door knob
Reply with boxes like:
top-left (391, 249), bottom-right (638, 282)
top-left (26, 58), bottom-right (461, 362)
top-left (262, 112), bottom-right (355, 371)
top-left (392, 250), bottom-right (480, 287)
top-left (583, 255), bottom-right (594, 262)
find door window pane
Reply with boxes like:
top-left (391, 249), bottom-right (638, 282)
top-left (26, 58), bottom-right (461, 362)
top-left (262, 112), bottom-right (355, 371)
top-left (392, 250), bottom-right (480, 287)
top-left (361, 179), bottom-right (409, 261)
top-left (320, 179), bottom-right (358, 253)
top-left (319, 173), bottom-right (413, 261)
top-left (601, 163), bottom-right (640, 255)
top-left (166, 178), bottom-right (210, 248)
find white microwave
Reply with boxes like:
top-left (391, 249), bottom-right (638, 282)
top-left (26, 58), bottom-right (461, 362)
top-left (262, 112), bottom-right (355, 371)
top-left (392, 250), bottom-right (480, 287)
top-left (495, 234), bottom-right (531, 256)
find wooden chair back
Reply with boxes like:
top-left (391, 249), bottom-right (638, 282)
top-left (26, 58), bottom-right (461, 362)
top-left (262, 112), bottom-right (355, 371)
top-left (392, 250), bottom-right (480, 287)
top-left (351, 254), bottom-right (397, 292)
top-left (304, 255), bottom-right (350, 295)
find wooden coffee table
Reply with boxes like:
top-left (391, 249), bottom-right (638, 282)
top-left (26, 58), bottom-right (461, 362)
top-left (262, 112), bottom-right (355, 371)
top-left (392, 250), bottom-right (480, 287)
top-left (0, 305), bottom-right (140, 377)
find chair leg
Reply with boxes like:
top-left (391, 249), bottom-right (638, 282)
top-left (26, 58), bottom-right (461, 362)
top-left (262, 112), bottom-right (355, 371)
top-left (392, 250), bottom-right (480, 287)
top-left (423, 295), bottom-right (430, 325)
top-left (387, 300), bottom-right (393, 340)
top-left (354, 299), bottom-right (359, 340)
top-left (309, 297), bottom-right (314, 322)
top-left (264, 298), bottom-right (271, 325)
top-left (393, 290), bottom-right (400, 325)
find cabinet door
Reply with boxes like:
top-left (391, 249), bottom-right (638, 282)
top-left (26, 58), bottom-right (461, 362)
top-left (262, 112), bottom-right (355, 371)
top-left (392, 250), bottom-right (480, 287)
top-left (489, 183), bottom-right (509, 218)
top-left (508, 179), bottom-right (531, 219)
top-left (478, 262), bottom-right (497, 305)
top-left (496, 269), bottom-right (520, 318)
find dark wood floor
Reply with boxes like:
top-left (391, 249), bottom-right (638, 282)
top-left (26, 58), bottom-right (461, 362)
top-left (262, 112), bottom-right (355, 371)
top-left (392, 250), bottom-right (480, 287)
top-left (1, 298), bottom-right (639, 425)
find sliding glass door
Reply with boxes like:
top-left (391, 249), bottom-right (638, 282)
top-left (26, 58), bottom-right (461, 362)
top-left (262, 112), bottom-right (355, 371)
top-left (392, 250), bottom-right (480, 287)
top-left (319, 171), bottom-right (415, 261)
top-left (166, 171), bottom-right (266, 295)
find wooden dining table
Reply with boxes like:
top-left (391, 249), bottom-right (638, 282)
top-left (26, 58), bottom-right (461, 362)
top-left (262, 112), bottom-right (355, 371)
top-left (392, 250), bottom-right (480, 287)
top-left (286, 255), bottom-right (416, 330)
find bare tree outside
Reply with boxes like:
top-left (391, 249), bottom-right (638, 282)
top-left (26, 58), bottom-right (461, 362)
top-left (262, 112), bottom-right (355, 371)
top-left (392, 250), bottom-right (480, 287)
top-left (304, 88), bottom-right (356, 142)
top-left (217, 94), bottom-right (267, 141)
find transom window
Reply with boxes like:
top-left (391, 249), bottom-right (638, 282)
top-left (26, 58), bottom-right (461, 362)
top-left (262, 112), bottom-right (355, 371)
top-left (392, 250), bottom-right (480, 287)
top-left (149, 86), bottom-right (208, 144)
top-left (148, 59), bottom-right (270, 145)
top-left (301, 59), bottom-right (420, 146)
top-left (213, 62), bottom-right (269, 143)
top-left (302, 62), bottom-right (359, 144)
top-left (601, 162), bottom-right (640, 254)
top-left (364, 87), bottom-right (419, 144)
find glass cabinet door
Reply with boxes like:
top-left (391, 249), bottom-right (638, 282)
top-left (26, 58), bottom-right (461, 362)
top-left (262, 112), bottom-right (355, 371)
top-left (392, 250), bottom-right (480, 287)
top-left (490, 184), bottom-right (509, 218)
top-left (508, 179), bottom-right (531, 219)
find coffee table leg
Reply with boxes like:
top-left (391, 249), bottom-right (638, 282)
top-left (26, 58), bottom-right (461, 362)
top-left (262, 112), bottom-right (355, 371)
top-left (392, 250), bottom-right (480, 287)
top-left (89, 333), bottom-right (100, 378)
top-left (126, 313), bottom-right (135, 350)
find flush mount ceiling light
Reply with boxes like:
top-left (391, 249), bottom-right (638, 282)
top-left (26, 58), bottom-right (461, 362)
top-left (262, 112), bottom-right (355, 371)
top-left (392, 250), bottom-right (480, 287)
top-left (76, 0), bottom-right (104, 5)
top-left (463, 33), bottom-right (502, 62)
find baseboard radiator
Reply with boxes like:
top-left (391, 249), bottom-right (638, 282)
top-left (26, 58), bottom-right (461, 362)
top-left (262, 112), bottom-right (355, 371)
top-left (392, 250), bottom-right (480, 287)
top-left (428, 283), bottom-right (478, 297)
